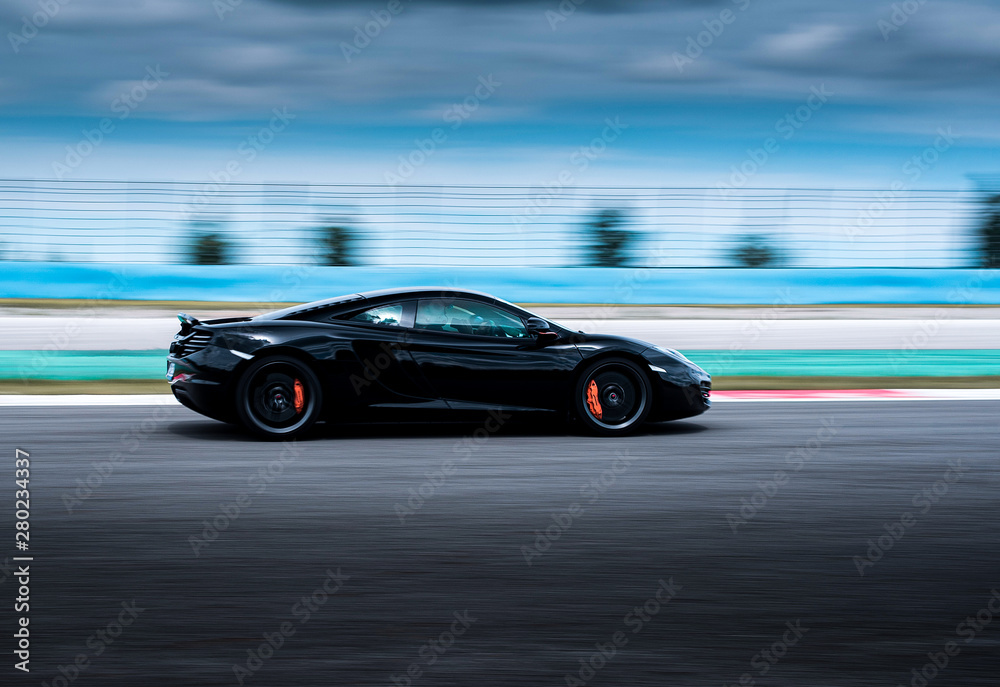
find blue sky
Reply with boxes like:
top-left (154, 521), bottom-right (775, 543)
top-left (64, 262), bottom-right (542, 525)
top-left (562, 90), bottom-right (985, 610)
top-left (1, 0), bottom-right (997, 190)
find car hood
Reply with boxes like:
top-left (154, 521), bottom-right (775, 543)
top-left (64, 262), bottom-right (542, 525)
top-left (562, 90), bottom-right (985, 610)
top-left (568, 331), bottom-right (657, 352)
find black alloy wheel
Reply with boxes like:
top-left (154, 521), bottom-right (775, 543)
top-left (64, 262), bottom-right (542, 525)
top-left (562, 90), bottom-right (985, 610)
top-left (236, 355), bottom-right (322, 438)
top-left (575, 357), bottom-right (651, 436)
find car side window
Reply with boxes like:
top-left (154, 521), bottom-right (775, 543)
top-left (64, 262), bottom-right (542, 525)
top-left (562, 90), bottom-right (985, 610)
top-left (415, 299), bottom-right (529, 338)
top-left (348, 303), bottom-right (404, 327)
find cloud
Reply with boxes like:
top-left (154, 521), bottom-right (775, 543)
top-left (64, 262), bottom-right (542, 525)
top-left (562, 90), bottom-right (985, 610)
top-left (756, 23), bottom-right (850, 59)
top-left (1, 0), bottom-right (998, 151)
top-left (261, 0), bottom-right (685, 10)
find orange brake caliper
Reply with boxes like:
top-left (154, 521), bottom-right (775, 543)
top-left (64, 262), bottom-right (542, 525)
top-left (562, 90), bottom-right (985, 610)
top-left (293, 379), bottom-right (305, 414)
top-left (586, 380), bottom-right (603, 420)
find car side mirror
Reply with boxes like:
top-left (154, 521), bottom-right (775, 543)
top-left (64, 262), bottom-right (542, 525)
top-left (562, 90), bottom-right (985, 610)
top-left (526, 317), bottom-right (559, 343)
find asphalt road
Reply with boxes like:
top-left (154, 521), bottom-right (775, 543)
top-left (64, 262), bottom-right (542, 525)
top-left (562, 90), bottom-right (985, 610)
top-left (2, 402), bottom-right (999, 686)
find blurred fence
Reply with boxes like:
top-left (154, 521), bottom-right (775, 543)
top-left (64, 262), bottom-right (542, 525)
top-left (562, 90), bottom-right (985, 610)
top-left (0, 179), bottom-right (994, 267)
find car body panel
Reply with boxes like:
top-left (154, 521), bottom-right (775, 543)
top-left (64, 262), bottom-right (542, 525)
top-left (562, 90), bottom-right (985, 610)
top-left (402, 327), bottom-right (582, 411)
top-left (166, 287), bottom-right (711, 428)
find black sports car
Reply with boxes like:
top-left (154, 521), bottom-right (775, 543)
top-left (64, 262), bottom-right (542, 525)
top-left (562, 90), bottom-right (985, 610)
top-left (166, 288), bottom-right (711, 438)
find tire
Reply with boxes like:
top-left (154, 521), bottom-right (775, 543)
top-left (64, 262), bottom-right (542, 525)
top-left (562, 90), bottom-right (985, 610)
top-left (574, 357), bottom-right (651, 436)
top-left (235, 355), bottom-right (323, 439)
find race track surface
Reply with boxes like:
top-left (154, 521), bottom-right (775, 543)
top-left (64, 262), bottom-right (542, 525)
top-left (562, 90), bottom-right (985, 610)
top-left (2, 402), bottom-right (998, 686)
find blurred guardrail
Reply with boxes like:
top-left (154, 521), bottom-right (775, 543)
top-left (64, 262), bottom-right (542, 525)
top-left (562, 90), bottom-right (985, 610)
top-left (1, 179), bottom-right (998, 268)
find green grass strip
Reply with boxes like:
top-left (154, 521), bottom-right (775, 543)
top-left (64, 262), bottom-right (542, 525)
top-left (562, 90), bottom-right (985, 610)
top-left (684, 350), bottom-right (1000, 377)
top-left (3, 349), bottom-right (1000, 380)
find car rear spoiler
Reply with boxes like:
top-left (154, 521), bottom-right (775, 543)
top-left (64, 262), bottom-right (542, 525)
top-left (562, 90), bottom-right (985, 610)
top-left (177, 312), bottom-right (201, 335)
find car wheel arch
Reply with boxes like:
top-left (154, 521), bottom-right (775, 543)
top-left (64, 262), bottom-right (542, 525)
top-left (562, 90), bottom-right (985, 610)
top-left (573, 350), bottom-right (658, 391)
top-left (231, 346), bottom-right (322, 391)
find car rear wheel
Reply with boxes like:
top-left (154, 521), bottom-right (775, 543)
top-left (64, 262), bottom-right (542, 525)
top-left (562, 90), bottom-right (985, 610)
top-left (574, 357), bottom-right (651, 436)
top-left (236, 355), bottom-right (322, 439)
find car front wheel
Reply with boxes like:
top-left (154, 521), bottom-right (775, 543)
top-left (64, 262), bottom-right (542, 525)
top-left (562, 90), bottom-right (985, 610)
top-left (574, 357), bottom-right (651, 436)
top-left (236, 355), bottom-right (323, 439)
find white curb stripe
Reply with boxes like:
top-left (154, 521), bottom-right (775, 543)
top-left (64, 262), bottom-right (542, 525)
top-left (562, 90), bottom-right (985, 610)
top-left (712, 389), bottom-right (1000, 402)
top-left (0, 395), bottom-right (178, 406)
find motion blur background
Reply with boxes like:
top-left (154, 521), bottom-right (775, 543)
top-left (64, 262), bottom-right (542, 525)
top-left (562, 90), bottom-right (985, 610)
top-left (1, 0), bottom-right (999, 385)
top-left (2, 0), bottom-right (1000, 269)
top-left (5, 4), bottom-right (1000, 687)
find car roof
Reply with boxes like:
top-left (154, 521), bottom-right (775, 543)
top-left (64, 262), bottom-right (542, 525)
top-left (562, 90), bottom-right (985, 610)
top-left (257, 287), bottom-right (501, 320)
top-left (357, 286), bottom-right (497, 301)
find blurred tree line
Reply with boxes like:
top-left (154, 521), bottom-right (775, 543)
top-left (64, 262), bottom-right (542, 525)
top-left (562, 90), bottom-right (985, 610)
top-left (186, 217), bottom-right (359, 266)
top-left (182, 195), bottom-right (1000, 268)
top-left (189, 220), bottom-right (230, 265)
top-left (978, 193), bottom-right (1000, 268)
top-left (582, 209), bottom-right (633, 267)
top-left (579, 210), bottom-right (785, 268)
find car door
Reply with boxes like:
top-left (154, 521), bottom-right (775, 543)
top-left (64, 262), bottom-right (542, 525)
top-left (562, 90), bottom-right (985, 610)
top-left (331, 300), bottom-right (446, 408)
top-left (405, 298), bottom-right (582, 411)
